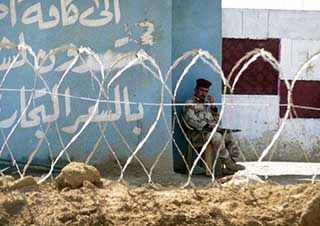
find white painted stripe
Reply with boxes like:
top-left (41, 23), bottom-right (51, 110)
top-left (222, 9), bottom-right (244, 38)
top-left (222, 0), bottom-right (320, 11)
top-left (223, 8), bottom-right (320, 40)
top-left (281, 39), bottom-right (320, 81)
top-left (242, 161), bottom-right (320, 175)
top-left (242, 10), bottom-right (269, 39)
top-left (279, 118), bottom-right (320, 148)
top-left (221, 94), bottom-right (279, 139)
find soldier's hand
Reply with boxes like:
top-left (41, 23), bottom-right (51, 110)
top-left (207, 95), bottom-right (214, 103)
top-left (213, 112), bottom-right (220, 121)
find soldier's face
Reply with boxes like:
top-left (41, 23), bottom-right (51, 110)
top-left (195, 87), bottom-right (209, 100)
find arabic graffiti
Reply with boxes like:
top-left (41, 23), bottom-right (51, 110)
top-left (61, 84), bottom-right (144, 134)
top-left (138, 20), bottom-right (155, 46)
top-left (0, 84), bottom-right (144, 137)
top-left (0, 33), bottom-right (26, 72)
top-left (0, 0), bottom-right (121, 30)
top-left (0, 31), bottom-right (155, 73)
top-left (0, 0), bottom-right (177, 184)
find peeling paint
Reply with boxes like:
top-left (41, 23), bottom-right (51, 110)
top-left (124, 23), bottom-right (133, 37)
top-left (132, 126), bottom-right (141, 135)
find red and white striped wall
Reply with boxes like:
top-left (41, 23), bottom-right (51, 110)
top-left (221, 8), bottom-right (320, 162)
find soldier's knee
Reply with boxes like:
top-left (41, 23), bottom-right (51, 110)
top-left (211, 133), bottom-right (223, 143)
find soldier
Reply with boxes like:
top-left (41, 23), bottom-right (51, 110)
top-left (182, 78), bottom-right (245, 174)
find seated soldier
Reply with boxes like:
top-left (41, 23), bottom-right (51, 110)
top-left (182, 78), bottom-right (245, 174)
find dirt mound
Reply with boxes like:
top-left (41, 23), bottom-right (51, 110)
top-left (0, 174), bottom-right (319, 226)
top-left (299, 192), bottom-right (320, 226)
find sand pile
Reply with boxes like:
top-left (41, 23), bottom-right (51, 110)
top-left (0, 163), bottom-right (319, 226)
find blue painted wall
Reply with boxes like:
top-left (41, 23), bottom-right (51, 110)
top-left (0, 0), bottom-right (173, 171)
top-left (172, 0), bottom-right (222, 171)
top-left (0, 0), bottom-right (221, 173)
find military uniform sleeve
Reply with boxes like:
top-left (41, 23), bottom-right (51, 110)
top-left (182, 101), bottom-right (208, 129)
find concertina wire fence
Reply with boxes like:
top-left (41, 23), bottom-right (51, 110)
top-left (0, 41), bottom-right (319, 187)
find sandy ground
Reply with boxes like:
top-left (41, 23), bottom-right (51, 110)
top-left (1, 172), bottom-right (320, 226)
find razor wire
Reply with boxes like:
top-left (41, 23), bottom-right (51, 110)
top-left (0, 41), bottom-right (320, 187)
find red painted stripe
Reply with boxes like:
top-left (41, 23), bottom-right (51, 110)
top-left (223, 38), bottom-right (280, 95)
top-left (280, 80), bottom-right (320, 118)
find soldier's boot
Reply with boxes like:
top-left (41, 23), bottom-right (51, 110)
top-left (224, 158), bottom-right (245, 173)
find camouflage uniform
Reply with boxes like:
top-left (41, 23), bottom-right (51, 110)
top-left (182, 96), bottom-right (239, 160)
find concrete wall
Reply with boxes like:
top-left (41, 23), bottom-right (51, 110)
top-left (222, 0), bottom-right (320, 11)
top-left (172, 0), bottom-right (222, 171)
top-left (0, 0), bottom-right (223, 174)
top-left (222, 8), bottom-right (320, 161)
top-left (223, 8), bottom-right (320, 40)
top-left (0, 0), bottom-right (174, 173)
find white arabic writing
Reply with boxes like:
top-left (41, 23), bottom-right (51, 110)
top-left (0, 32), bottom-right (135, 73)
top-left (0, 84), bottom-right (144, 136)
top-left (0, 0), bottom-right (121, 30)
